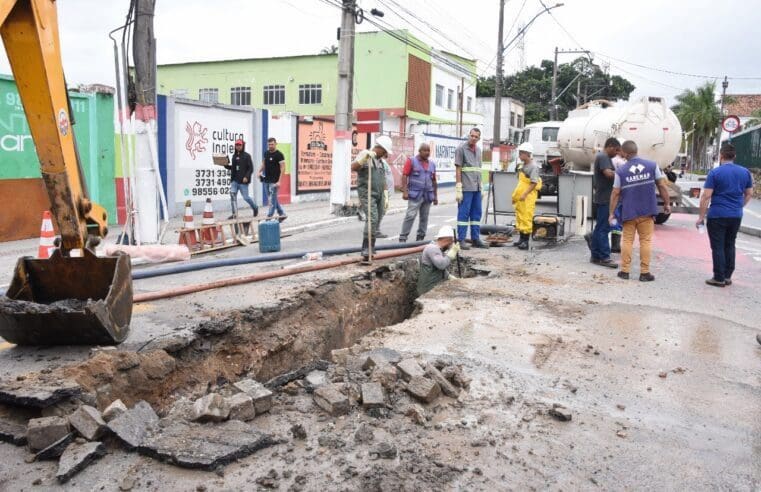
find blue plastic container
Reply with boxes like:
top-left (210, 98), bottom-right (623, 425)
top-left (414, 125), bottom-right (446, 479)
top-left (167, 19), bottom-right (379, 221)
top-left (258, 220), bottom-right (281, 253)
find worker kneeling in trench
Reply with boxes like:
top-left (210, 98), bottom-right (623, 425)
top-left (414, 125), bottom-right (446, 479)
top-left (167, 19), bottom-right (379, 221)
top-left (417, 225), bottom-right (460, 296)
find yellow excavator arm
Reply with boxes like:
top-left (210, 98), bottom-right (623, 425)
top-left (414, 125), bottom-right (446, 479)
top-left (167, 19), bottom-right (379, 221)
top-left (0, 0), bottom-right (107, 252)
top-left (0, 0), bottom-right (132, 346)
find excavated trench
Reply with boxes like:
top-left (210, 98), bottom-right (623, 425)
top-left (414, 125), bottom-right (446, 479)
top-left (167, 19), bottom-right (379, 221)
top-left (52, 257), bottom-right (488, 413)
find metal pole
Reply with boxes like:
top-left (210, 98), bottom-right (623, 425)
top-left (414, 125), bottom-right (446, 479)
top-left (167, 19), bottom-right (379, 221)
top-left (330, 0), bottom-right (356, 211)
top-left (492, 0), bottom-right (505, 148)
top-left (550, 46), bottom-right (558, 119)
top-left (458, 77), bottom-right (464, 136)
top-left (715, 76), bottom-right (728, 165)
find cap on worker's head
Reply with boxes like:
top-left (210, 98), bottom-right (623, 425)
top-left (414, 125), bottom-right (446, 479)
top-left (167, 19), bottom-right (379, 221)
top-left (517, 142), bottom-right (534, 154)
top-left (435, 225), bottom-right (455, 239)
top-left (374, 135), bottom-right (393, 154)
top-left (235, 139), bottom-right (244, 145)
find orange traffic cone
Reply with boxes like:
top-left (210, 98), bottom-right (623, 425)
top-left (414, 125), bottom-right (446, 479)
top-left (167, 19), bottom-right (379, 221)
top-left (37, 211), bottom-right (56, 259)
top-left (200, 198), bottom-right (221, 245)
top-left (179, 200), bottom-right (200, 251)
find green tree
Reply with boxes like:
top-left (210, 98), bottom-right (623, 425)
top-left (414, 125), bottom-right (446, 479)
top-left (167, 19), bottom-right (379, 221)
top-left (319, 45), bottom-right (338, 55)
top-left (477, 58), bottom-right (635, 124)
top-left (744, 108), bottom-right (761, 129)
top-left (671, 82), bottom-right (720, 171)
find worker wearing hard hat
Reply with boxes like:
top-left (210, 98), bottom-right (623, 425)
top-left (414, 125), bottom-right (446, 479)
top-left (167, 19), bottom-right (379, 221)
top-left (455, 128), bottom-right (489, 249)
top-left (417, 225), bottom-right (460, 296)
top-left (511, 142), bottom-right (542, 250)
top-left (352, 135), bottom-right (392, 260)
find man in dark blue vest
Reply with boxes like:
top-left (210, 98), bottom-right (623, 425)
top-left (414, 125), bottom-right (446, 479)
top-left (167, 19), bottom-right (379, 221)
top-left (609, 140), bottom-right (672, 281)
top-left (399, 143), bottom-right (438, 242)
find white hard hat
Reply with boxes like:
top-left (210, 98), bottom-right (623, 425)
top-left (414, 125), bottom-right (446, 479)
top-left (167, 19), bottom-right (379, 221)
top-left (374, 135), bottom-right (393, 154)
top-left (435, 225), bottom-right (455, 239)
top-left (517, 142), bottom-right (534, 154)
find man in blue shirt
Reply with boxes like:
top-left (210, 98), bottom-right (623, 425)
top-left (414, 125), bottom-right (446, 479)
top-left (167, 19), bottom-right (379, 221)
top-left (697, 143), bottom-right (754, 287)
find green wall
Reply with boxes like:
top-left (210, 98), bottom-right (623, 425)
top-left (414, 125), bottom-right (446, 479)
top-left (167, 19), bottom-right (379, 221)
top-left (157, 55), bottom-right (338, 116)
top-left (0, 74), bottom-right (117, 220)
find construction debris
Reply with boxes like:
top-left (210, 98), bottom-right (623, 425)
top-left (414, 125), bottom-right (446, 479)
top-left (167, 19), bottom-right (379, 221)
top-left (313, 384), bottom-right (350, 416)
top-left (106, 400), bottom-right (158, 449)
top-left (192, 393), bottom-right (230, 422)
top-left (102, 399), bottom-right (128, 422)
top-left (68, 405), bottom-right (106, 440)
top-left (26, 416), bottom-right (70, 452)
top-left (56, 441), bottom-right (106, 483)
top-left (0, 380), bottom-right (81, 408)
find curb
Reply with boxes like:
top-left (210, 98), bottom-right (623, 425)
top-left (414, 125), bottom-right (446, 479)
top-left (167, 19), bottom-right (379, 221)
top-left (740, 225), bottom-right (761, 238)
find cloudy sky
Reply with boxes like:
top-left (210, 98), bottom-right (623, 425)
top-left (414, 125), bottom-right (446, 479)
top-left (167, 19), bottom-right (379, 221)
top-left (1, 0), bottom-right (759, 104)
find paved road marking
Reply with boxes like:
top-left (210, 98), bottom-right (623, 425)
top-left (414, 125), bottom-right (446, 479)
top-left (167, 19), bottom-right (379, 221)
top-left (743, 207), bottom-right (761, 219)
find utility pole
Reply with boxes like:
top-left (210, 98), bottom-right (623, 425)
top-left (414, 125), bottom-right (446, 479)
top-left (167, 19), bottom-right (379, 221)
top-left (550, 48), bottom-right (590, 120)
top-left (132, 0), bottom-right (167, 243)
top-left (458, 77), bottom-right (465, 136)
top-left (330, 0), bottom-right (357, 211)
top-left (492, 0), bottom-right (505, 156)
top-left (550, 47), bottom-right (558, 120)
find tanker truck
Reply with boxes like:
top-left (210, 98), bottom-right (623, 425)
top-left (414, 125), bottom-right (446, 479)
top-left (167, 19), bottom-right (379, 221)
top-left (552, 96), bottom-right (683, 224)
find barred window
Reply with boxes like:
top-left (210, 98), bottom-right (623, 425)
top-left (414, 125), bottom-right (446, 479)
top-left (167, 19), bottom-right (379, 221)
top-left (263, 85), bottom-right (285, 105)
top-left (298, 84), bottom-right (322, 105)
top-left (198, 88), bottom-right (218, 103)
top-left (230, 86), bottom-right (251, 106)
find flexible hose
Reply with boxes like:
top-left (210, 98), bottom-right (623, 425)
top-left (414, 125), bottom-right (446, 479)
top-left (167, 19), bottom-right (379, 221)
top-left (133, 245), bottom-right (426, 303)
top-left (132, 240), bottom-right (429, 280)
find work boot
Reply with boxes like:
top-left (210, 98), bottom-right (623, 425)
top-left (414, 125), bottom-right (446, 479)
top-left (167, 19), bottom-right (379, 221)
top-left (617, 271), bottom-right (630, 280)
top-left (517, 233), bottom-right (530, 250)
top-left (610, 233), bottom-right (621, 253)
top-left (639, 272), bottom-right (655, 282)
top-left (705, 278), bottom-right (725, 287)
top-left (416, 234), bottom-right (425, 241)
top-left (459, 241), bottom-right (471, 250)
top-left (512, 233), bottom-right (524, 247)
top-left (472, 239), bottom-right (489, 249)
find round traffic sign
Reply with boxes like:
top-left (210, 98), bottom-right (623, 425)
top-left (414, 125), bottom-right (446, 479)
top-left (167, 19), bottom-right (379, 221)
top-left (722, 115), bottom-right (741, 133)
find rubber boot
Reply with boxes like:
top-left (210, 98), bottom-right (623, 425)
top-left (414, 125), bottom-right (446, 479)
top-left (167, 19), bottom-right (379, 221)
top-left (361, 238), bottom-right (369, 260)
top-left (517, 233), bottom-right (530, 250)
top-left (512, 233), bottom-right (523, 247)
top-left (610, 233), bottom-right (621, 253)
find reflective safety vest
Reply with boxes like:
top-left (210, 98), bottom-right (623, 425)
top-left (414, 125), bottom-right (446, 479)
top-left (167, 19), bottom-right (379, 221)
top-left (407, 156), bottom-right (436, 202)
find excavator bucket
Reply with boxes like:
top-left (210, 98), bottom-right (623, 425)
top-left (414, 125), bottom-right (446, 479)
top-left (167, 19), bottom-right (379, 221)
top-left (0, 249), bottom-right (132, 346)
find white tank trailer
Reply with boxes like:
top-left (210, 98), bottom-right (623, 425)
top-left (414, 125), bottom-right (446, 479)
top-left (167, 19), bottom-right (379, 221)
top-left (555, 96), bottom-right (683, 223)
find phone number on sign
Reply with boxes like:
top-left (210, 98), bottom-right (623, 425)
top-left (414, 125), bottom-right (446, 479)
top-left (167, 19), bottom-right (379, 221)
top-left (190, 187), bottom-right (230, 197)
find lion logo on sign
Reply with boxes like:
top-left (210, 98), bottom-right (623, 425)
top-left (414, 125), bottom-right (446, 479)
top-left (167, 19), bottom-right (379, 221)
top-left (185, 121), bottom-right (208, 160)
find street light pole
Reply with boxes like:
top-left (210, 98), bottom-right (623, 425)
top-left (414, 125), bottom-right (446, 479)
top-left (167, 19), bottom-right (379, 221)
top-left (714, 75), bottom-right (729, 169)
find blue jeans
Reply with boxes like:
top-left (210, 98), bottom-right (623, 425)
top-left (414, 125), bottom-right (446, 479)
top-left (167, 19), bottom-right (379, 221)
top-left (591, 202), bottom-right (611, 260)
top-left (265, 183), bottom-right (285, 217)
top-left (706, 217), bottom-right (742, 282)
top-left (457, 190), bottom-right (482, 241)
top-left (230, 181), bottom-right (257, 214)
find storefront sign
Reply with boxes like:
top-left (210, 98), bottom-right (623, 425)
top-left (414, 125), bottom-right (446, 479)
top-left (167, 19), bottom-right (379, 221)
top-left (174, 104), bottom-right (253, 203)
top-left (296, 119), bottom-right (367, 193)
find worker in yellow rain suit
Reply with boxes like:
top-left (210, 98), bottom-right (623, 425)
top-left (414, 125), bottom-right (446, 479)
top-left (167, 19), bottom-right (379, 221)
top-left (511, 142), bottom-right (542, 250)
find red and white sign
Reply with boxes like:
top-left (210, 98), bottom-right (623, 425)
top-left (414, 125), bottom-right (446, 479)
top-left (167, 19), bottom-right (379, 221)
top-left (722, 115), bottom-right (741, 133)
top-left (356, 110), bottom-right (381, 133)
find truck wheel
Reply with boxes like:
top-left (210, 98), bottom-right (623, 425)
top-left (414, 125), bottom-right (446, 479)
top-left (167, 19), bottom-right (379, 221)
top-left (655, 212), bottom-right (670, 225)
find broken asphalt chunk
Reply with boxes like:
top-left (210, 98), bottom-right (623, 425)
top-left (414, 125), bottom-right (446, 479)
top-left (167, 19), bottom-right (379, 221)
top-left (0, 418), bottom-right (27, 446)
top-left (35, 432), bottom-right (75, 460)
top-left (361, 382), bottom-right (385, 409)
top-left (102, 399), bottom-right (128, 422)
top-left (106, 400), bottom-right (158, 449)
top-left (549, 404), bottom-right (572, 422)
top-left (397, 358), bottom-right (426, 382)
top-left (425, 363), bottom-right (460, 398)
top-left (360, 348), bottom-right (402, 371)
top-left (0, 380), bottom-right (81, 408)
top-left (138, 419), bottom-right (279, 470)
top-left (56, 441), bottom-right (106, 483)
top-left (233, 379), bottom-right (273, 414)
top-left (227, 393), bottom-right (255, 422)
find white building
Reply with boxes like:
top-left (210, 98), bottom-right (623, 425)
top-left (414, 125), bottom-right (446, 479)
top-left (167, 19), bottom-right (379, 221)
top-left (476, 97), bottom-right (525, 145)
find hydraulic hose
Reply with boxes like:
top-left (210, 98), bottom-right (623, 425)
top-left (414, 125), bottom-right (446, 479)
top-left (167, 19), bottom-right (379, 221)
top-left (132, 240), bottom-right (429, 280)
top-left (133, 245), bottom-right (426, 303)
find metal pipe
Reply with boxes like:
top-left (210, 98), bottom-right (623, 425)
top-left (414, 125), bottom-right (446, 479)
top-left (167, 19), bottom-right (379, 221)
top-left (133, 245), bottom-right (425, 303)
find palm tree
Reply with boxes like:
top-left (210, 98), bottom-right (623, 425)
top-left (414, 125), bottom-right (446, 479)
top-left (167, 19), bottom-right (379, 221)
top-left (672, 82), bottom-right (720, 172)
top-left (319, 45), bottom-right (338, 55)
